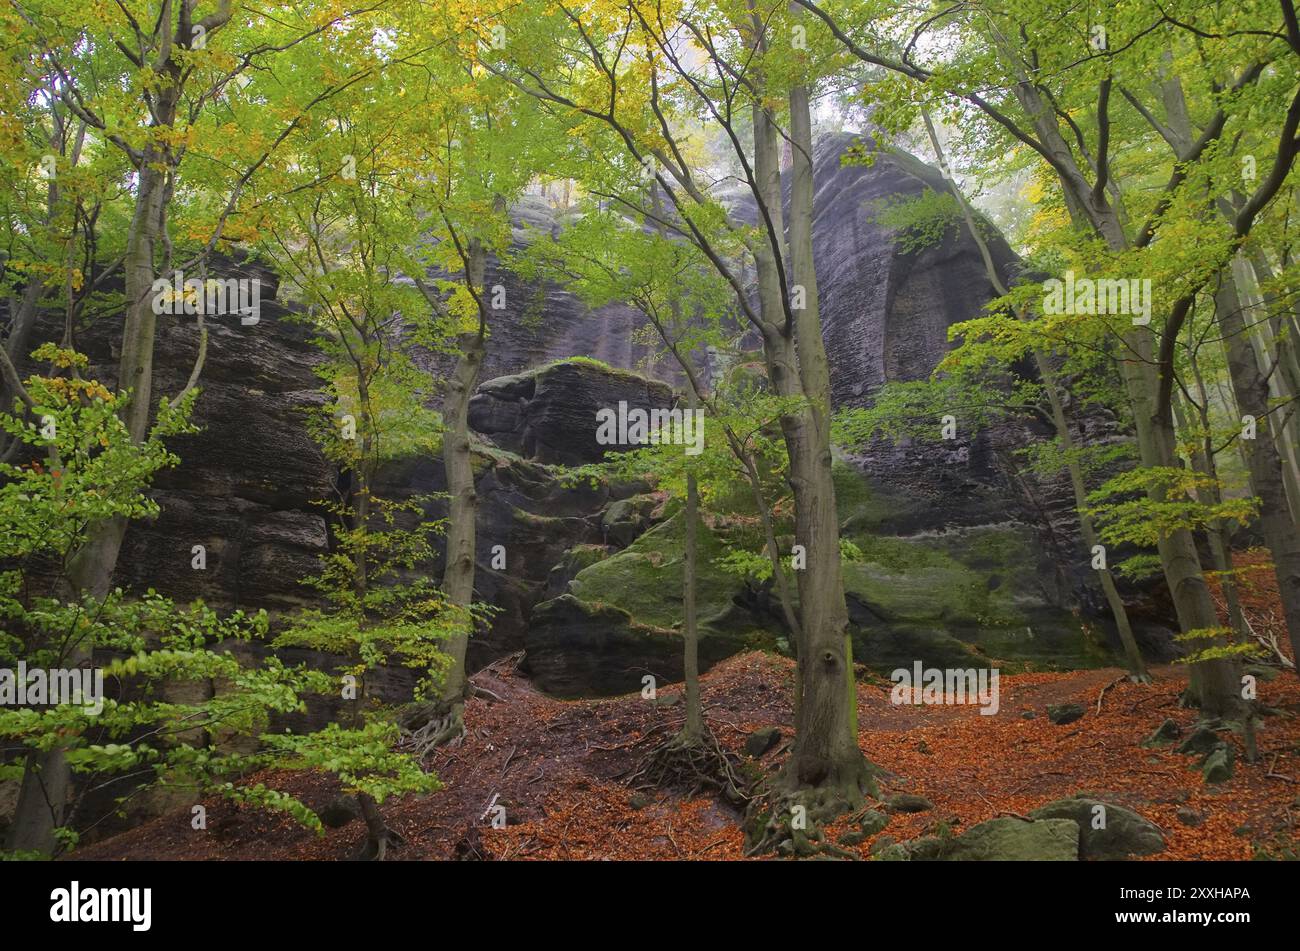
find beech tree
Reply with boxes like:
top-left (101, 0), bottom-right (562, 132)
top-left (481, 0), bottom-right (878, 849)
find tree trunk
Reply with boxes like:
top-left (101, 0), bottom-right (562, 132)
top-left (1041, 358), bottom-right (1149, 680)
top-left (1172, 381), bottom-right (1249, 641)
top-left (9, 131), bottom-right (172, 856)
top-left (356, 791), bottom-right (398, 861)
top-left (1120, 333), bottom-right (1242, 717)
top-left (437, 239), bottom-right (487, 734)
top-left (1214, 267), bottom-right (1300, 666)
top-left (683, 386), bottom-right (702, 740)
top-left (777, 77), bottom-right (868, 797)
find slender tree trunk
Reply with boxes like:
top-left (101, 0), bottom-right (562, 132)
top-left (8, 127), bottom-right (173, 856)
top-left (638, 178), bottom-right (802, 719)
top-left (437, 240), bottom-right (487, 735)
top-left (683, 385), bottom-right (702, 740)
top-left (1115, 323), bottom-right (1242, 717)
top-left (3, 280), bottom-right (43, 372)
top-left (777, 75), bottom-right (868, 797)
top-left (743, 451), bottom-right (803, 686)
top-left (1042, 360), bottom-right (1149, 680)
top-left (356, 790), bottom-right (396, 861)
top-left (1172, 387), bottom-right (1248, 640)
top-left (1214, 267), bottom-right (1300, 666)
top-left (1238, 251), bottom-right (1300, 521)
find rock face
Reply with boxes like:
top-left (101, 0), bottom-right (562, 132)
top-left (431, 195), bottom-right (683, 387)
top-left (806, 135), bottom-right (1021, 407)
top-left (469, 360), bottom-right (676, 465)
top-left (520, 511), bottom-right (783, 695)
top-left (24, 259), bottom-right (337, 617)
top-left (795, 133), bottom-right (1169, 660)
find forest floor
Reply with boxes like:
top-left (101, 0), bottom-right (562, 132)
top-left (80, 554), bottom-right (1299, 862)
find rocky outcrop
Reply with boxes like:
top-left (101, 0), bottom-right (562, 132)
top-left (9, 132), bottom-right (1167, 700)
top-left (907, 816), bottom-right (1082, 861)
top-left (521, 511), bottom-right (782, 696)
top-left (469, 359), bottom-right (675, 465)
top-left (424, 195), bottom-right (683, 387)
top-left (785, 133), bottom-right (1170, 660)
top-left (20, 259), bottom-right (336, 616)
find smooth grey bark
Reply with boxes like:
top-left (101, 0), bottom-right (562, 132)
top-left (683, 385), bottom-right (703, 740)
top-left (776, 74), bottom-right (868, 796)
top-left (1172, 387), bottom-right (1249, 641)
top-left (1241, 249), bottom-right (1300, 521)
top-left (436, 238), bottom-right (487, 736)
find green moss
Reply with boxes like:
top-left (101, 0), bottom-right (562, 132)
top-left (848, 534), bottom-right (947, 573)
top-left (511, 508), bottom-right (583, 531)
top-left (843, 557), bottom-right (1008, 627)
top-left (533, 355), bottom-right (665, 389)
top-left (569, 511), bottom-right (735, 630)
top-left (852, 624), bottom-right (989, 671)
top-left (842, 521), bottom-right (1112, 672)
top-left (834, 459), bottom-right (895, 533)
top-left (562, 544), bottom-right (611, 573)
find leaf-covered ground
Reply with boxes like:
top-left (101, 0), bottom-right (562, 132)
top-left (78, 650), bottom-right (1299, 861)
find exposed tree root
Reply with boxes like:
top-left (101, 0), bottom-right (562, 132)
top-left (354, 793), bottom-right (404, 861)
top-left (1097, 673), bottom-right (1150, 712)
top-left (354, 826), bottom-right (405, 861)
top-left (624, 728), bottom-right (754, 808)
top-left (399, 702), bottom-right (466, 756)
top-left (743, 759), bottom-right (880, 859)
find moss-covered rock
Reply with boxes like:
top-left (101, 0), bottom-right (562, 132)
top-left (568, 512), bottom-right (740, 630)
top-left (1177, 725), bottom-right (1224, 757)
top-left (833, 460), bottom-right (1110, 674)
top-left (886, 794), bottom-right (935, 814)
top-left (519, 430), bottom-right (1121, 698)
top-left (914, 817), bottom-right (1080, 861)
top-left (600, 493), bottom-right (662, 548)
top-left (1028, 796), bottom-right (1165, 860)
top-left (743, 726), bottom-right (782, 758)
top-left (1047, 703), bottom-right (1086, 725)
top-left (1202, 745), bottom-right (1235, 784)
top-left (1142, 718), bottom-right (1183, 747)
top-left (521, 512), bottom-right (779, 696)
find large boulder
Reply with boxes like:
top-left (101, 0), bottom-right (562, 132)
top-left (1029, 796), bottom-right (1166, 860)
top-left (522, 510), bottom-right (780, 695)
top-left (836, 461), bottom-right (1108, 673)
top-left (469, 359), bottom-right (676, 465)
